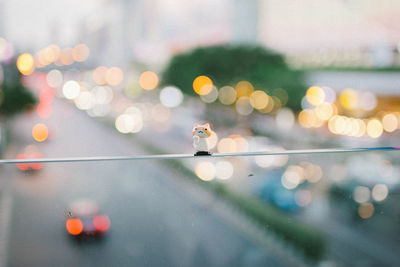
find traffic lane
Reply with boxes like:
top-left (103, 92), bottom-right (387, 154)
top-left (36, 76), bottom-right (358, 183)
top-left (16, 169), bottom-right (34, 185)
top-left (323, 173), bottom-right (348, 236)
top-left (7, 101), bottom-right (283, 267)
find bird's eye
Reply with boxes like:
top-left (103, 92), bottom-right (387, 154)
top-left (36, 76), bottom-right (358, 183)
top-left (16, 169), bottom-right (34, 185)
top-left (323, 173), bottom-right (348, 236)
top-left (194, 128), bottom-right (197, 130)
top-left (205, 128), bottom-right (207, 131)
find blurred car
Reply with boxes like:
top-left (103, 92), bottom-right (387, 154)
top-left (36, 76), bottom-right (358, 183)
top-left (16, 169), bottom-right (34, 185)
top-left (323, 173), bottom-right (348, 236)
top-left (255, 171), bottom-right (301, 212)
top-left (65, 199), bottom-right (110, 238)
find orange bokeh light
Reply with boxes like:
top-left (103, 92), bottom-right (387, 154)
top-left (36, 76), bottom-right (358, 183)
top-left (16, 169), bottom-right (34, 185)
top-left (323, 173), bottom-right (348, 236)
top-left (193, 75), bottom-right (213, 95)
top-left (66, 218), bottom-right (83, 235)
top-left (106, 67), bottom-right (124, 86)
top-left (139, 71), bottom-right (159, 90)
top-left (32, 123), bottom-right (49, 142)
top-left (93, 66), bottom-right (108, 85)
top-left (72, 44), bottom-right (90, 62)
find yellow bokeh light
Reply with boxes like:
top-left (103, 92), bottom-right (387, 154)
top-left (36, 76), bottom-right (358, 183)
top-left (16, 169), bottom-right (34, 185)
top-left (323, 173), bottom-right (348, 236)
top-left (17, 53), bottom-right (35, 75)
top-left (340, 89), bottom-right (358, 110)
top-left (259, 96), bottom-right (274, 113)
top-left (72, 44), bottom-right (90, 62)
top-left (106, 67), bottom-right (124, 86)
top-left (306, 86), bottom-right (325, 106)
top-left (315, 103), bottom-right (333, 121)
top-left (193, 75), bottom-right (213, 95)
top-left (218, 86), bottom-right (236, 105)
top-left (235, 81), bottom-right (254, 98)
top-left (298, 109), bottom-right (323, 128)
top-left (93, 66), bottom-right (108, 85)
top-left (382, 114), bottom-right (398, 133)
top-left (195, 161), bottom-right (216, 181)
top-left (250, 90), bottom-right (269, 110)
top-left (367, 119), bottom-right (383, 138)
top-left (139, 71), bottom-right (159, 90)
top-left (32, 123), bottom-right (49, 142)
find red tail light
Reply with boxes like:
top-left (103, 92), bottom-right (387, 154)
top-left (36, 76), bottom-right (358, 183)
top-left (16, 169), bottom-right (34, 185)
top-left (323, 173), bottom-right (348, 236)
top-left (93, 215), bottom-right (110, 232)
top-left (16, 154), bottom-right (29, 171)
top-left (30, 152), bottom-right (43, 170)
top-left (66, 218), bottom-right (83, 235)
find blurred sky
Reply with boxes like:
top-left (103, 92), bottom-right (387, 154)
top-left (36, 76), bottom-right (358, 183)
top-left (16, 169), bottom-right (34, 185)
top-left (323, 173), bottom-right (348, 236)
top-left (1, 0), bottom-right (400, 54)
top-left (1, 0), bottom-right (97, 49)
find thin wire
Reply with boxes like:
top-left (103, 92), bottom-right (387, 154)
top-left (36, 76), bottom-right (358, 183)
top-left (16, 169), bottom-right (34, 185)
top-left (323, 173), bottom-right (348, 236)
top-left (0, 146), bottom-right (398, 164)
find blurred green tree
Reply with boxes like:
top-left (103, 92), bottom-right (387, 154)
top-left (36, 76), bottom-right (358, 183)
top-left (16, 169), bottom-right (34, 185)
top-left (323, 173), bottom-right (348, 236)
top-left (0, 59), bottom-right (36, 118)
top-left (162, 45), bottom-right (306, 110)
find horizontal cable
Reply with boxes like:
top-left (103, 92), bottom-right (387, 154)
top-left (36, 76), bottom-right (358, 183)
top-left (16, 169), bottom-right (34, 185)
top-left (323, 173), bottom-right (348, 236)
top-left (0, 146), bottom-right (398, 165)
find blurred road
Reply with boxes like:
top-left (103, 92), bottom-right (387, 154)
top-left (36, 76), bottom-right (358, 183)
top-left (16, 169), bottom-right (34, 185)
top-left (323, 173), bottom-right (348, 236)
top-left (0, 100), bottom-right (285, 267)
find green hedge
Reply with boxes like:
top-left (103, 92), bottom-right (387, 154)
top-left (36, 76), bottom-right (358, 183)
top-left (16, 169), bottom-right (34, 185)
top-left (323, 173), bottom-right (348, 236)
top-left (0, 58), bottom-right (36, 117)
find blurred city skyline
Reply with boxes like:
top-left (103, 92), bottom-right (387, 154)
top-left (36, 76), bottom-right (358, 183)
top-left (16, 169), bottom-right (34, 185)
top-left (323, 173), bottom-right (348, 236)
top-left (1, 0), bottom-right (400, 64)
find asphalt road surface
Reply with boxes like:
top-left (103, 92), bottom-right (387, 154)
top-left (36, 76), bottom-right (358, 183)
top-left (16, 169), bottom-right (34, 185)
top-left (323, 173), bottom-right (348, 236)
top-left (0, 100), bottom-right (285, 267)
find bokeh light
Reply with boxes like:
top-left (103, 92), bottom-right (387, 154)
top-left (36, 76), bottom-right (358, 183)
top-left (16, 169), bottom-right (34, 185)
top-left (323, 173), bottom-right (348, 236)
top-left (32, 123), bottom-right (49, 142)
top-left (17, 53), bottom-right (35, 75)
top-left (46, 69), bottom-right (63, 88)
top-left (215, 161), bottom-right (234, 180)
top-left (200, 86), bottom-right (218, 103)
top-left (281, 169), bottom-right (300, 190)
top-left (235, 97), bottom-right (253, 115)
top-left (140, 71), bottom-right (159, 90)
top-left (106, 67), bottom-right (124, 86)
top-left (195, 161), bottom-right (215, 181)
top-left (160, 86), bottom-right (183, 108)
top-left (60, 48), bottom-right (74, 65)
top-left (372, 184), bottom-right (388, 202)
top-left (276, 108), bottom-right (295, 131)
top-left (353, 186), bottom-right (370, 203)
top-left (218, 86), bottom-right (236, 105)
top-left (294, 190), bottom-right (312, 207)
top-left (366, 119), bottom-right (383, 138)
top-left (358, 203), bottom-right (374, 219)
top-left (72, 44), bottom-right (90, 62)
top-left (62, 80), bottom-right (80, 100)
top-left (359, 92), bottom-right (377, 111)
top-left (235, 81), bottom-right (254, 98)
top-left (250, 90), bottom-right (269, 110)
top-left (66, 218), bottom-right (83, 235)
top-left (217, 138), bottom-right (236, 153)
top-left (208, 131), bottom-right (219, 150)
top-left (306, 86), bottom-right (325, 106)
top-left (93, 66), bottom-right (108, 85)
top-left (382, 114), bottom-right (398, 132)
top-left (315, 103), bottom-right (333, 121)
top-left (339, 89), bottom-right (358, 110)
top-left (152, 104), bottom-right (170, 123)
top-left (92, 86), bottom-right (113, 104)
top-left (193, 75), bottom-right (213, 95)
top-left (74, 91), bottom-right (95, 110)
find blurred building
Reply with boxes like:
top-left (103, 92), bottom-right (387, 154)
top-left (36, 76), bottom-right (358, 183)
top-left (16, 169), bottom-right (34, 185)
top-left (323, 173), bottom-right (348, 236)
top-left (0, 0), bottom-right (4, 36)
